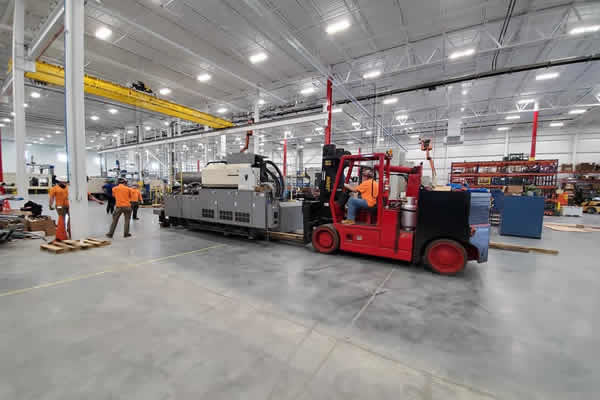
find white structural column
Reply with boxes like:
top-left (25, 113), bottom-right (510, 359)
top-left (64, 0), bottom-right (88, 238)
top-left (220, 135), bottom-right (227, 159)
top-left (12, 0), bottom-right (27, 199)
top-left (571, 132), bottom-right (578, 165)
top-left (504, 130), bottom-right (510, 157)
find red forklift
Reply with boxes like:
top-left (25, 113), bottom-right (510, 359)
top-left (302, 144), bottom-right (490, 275)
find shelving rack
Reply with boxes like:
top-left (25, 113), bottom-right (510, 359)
top-left (450, 159), bottom-right (559, 197)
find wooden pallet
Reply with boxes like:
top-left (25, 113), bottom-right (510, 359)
top-left (489, 241), bottom-right (559, 255)
top-left (40, 237), bottom-right (111, 253)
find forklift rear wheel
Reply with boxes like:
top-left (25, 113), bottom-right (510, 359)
top-left (424, 239), bottom-right (467, 275)
top-left (588, 207), bottom-right (597, 214)
top-left (312, 224), bottom-right (340, 254)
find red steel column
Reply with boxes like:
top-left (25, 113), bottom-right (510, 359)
top-left (0, 127), bottom-right (3, 182)
top-left (197, 159), bottom-right (200, 171)
top-left (325, 78), bottom-right (332, 145)
top-left (283, 139), bottom-right (287, 177)
top-left (530, 110), bottom-right (539, 159)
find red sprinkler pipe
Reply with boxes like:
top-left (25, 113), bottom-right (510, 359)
top-left (530, 110), bottom-right (538, 159)
top-left (283, 139), bottom-right (287, 177)
top-left (325, 78), bottom-right (332, 145)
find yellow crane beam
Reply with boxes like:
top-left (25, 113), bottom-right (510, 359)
top-left (22, 61), bottom-right (234, 129)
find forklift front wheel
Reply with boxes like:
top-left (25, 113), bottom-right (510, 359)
top-left (312, 224), bottom-right (340, 254)
top-left (424, 239), bottom-right (467, 275)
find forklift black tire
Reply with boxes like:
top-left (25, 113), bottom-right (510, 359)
top-left (588, 207), bottom-right (597, 214)
top-left (312, 224), bottom-right (340, 254)
top-left (424, 239), bottom-right (467, 275)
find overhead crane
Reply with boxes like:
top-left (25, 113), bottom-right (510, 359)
top-left (12, 60), bottom-right (233, 129)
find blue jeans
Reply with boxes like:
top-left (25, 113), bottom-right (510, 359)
top-left (347, 197), bottom-right (369, 221)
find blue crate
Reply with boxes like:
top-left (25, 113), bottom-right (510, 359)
top-left (500, 196), bottom-right (545, 239)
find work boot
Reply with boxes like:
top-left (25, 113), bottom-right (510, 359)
top-left (124, 233), bottom-right (132, 238)
top-left (106, 233), bottom-right (113, 238)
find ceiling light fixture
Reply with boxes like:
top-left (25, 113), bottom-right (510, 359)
top-left (30, 92), bottom-right (41, 98)
top-left (95, 26), bottom-right (112, 40)
top-left (10, 112), bottom-right (15, 116)
top-left (249, 52), bottom-right (268, 64)
top-left (505, 115), bottom-right (520, 120)
top-left (326, 19), bottom-right (350, 35)
top-left (352, 122), bottom-right (360, 127)
top-left (126, 129), bottom-right (134, 134)
top-left (2, 118), bottom-right (9, 122)
top-left (461, 90), bottom-right (468, 95)
top-left (108, 108), bottom-right (118, 114)
top-left (217, 107), bottom-right (228, 114)
top-left (449, 48), bottom-right (475, 60)
top-left (396, 114), bottom-right (408, 121)
top-left (305, 137), bottom-right (312, 142)
top-left (23, 103), bottom-right (28, 108)
top-left (144, 126), bottom-right (151, 131)
top-left (497, 127), bottom-right (510, 131)
top-left (46, 134), bottom-right (51, 138)
top-left (363, 70), bottom-right (381, 79)
top-left (55, 130), bottom-right (61, 134)
top-left (569, 109), bottom-right (586, 115)
top-left (159, 88), bottom-right (172, 95)
top-left (90, 115), bottom-right (99, 121)
top-left (549, 122), bottom-right (564, 127)
top-left (332, 107), bottom-right (342, 113)
top-left (517, 99), bottom-right (535, 105)
top-left (300, 87), bottom-right (315, 95)
top-left (460, 107), bottom-right (465, 112)
top-left (410, 134), bottom-right (419, 138)
top-left (0, 124), bottom-right (4, 127)
top-left (163, 121), bottom-right (170, 126)
top-left (257, 99), bottom-right (265, 105)
top-left (383, 97), bottom-right (398, 105)
top-left (569, 25), bottom-right (600, 35)
top-left (365, 130), bottom-right (372, 135)
top-left (347, 141), bottom-right (354, 145)
top-left (535, 72), bottom-right (559, 81)
top-left (197, 73), bottom-right (211, 82)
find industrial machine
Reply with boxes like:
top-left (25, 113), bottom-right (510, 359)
top-left (158, 146), bottom-right (490, 275)
top-left (302, 144), bottom-right (489, 275)
top-left (159, 153), bottom-right (304, 236)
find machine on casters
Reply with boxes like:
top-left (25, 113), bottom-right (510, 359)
top-left (302, 144), bottom-right (490, 275)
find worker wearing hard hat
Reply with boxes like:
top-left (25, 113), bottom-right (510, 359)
top-left (130, 184), bottom-right (143, 220)
top-left (106, 177), bottom-right (133, 238)
top-left (49, 175), bottom-right (69, 218)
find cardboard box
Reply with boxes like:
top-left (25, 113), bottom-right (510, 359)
top-left (505, 185), bottom-right (523, 195)
top-left (25, 216), bottom-right (56, 236)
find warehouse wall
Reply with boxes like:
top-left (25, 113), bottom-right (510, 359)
top-left (270, 128), bottom-right (600, 184)
top-left (0, 139), bottom-right (101, 178)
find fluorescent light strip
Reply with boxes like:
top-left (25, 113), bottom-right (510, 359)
top-left (449, 48), bottom-right (475, 60)
top-left (535, 72), bottom-right (559, 81)
top-left (326, 20), bottom-right (350, 35)
top-left (363, 70), bottom-right (381, 79)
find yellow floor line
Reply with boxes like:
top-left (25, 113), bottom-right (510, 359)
top-left (0, 244), bottom-right (225, 298)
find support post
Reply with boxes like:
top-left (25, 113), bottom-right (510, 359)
top-left (530, 110), bottom-right (539, 160)
top-left (283, 139), bottom-right (287, 178)
top-left (12, 0), bottom-right (27, 199)
top-left (571, 132), bottom-right (578, 166)
top-left (64, 0), bottom-right (88, 237)
top-left (324, 78), bottom-right (332, 145)
top-left (504, 130), bottom-right (509, 157)
top-left (0, 127), bottom-right (3, 188)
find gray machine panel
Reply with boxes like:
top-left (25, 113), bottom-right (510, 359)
top-left (163, 189), bottom-right (279, 230)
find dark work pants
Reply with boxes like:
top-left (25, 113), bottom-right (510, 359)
top-left (107, 207), bottom-right (131, 236)
top-left (106, 196), bottom-right (115, 214)
top-left (131, 201), bottom-right (139, 219)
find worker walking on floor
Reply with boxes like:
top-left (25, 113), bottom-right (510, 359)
top-left (130, 184), bottom-right (143, 220)
top-left (49, 176), bottom-right (71, 239)
top-left (102, 179), bottom-right (116, 214)
top-left (106, 178), bottom-right (133, 238)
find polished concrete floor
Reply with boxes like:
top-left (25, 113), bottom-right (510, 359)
top-left (0, 196), bottom-right (598, 399)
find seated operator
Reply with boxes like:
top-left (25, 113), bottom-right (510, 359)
top-left (343, 167), bottom-right (378, 225)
